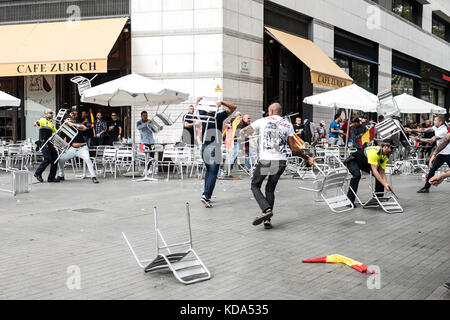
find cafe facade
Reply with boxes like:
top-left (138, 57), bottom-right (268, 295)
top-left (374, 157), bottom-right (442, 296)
top-left (0, 0), bottom-right (449, 144)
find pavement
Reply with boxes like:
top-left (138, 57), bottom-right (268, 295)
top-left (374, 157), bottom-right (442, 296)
top-left (0, 168), bottom-right (449, 300)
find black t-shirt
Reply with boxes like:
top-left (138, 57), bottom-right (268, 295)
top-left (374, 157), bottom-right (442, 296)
top-left (183, 114), bottom-right (196, 145)
top-left (110, 120), bottom-right (121, 138)
top-left (199, 110), bottom-right (229, 145)
top-left (236, 121), bottom-right (250, 147)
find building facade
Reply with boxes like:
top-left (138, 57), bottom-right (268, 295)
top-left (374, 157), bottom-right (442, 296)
top-left (0, 0), bottom-right (449, 144)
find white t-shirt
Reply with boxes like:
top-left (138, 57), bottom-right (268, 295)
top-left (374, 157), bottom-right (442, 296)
top-left (251, 115), bottom-right (294, 161)
top-left (433, 125), bottom-right (450, 155)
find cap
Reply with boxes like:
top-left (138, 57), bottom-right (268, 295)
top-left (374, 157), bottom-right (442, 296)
top-left (381, 139), bottom-right (396, 148)
top-left (320, 120), bottom-right (326, 125)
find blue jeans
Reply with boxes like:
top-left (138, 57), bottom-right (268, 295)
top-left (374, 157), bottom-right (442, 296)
top-left (201, 144), bottom-right (222, 200)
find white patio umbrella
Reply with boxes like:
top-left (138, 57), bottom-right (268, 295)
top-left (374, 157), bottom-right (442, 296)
top-left (303, 84), bottom-right (378, 113)
top-left (0, 90), bottom-right (21, 107)
top-left (303, 84), bottom-right (378, 156)
top-left (394, 93), bottom-right (447, 114)
top-left (80, 73), bottom-right (189, 143)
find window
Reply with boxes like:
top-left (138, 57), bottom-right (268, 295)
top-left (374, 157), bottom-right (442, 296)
top-left (392, 73), bottom-right (415, 96)
top-left (432, 14), bottom-right (450, 42)
top-left (335, 54), bottom-right (377, 93)
top-left (392, 0), bottom-right (421, 26)
top-left (429, 87), bottom-right (446, 108)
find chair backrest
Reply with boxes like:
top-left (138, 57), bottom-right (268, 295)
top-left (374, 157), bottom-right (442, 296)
top-left (321, 169), bottom-right (348, 191)
top-left (54, 109), bottom-right (67, 123)
top-left (377, 89), bottom-right (400, 118)
top-left (375, 118), bottom-right (410, 145)
top-left (117, 148), bottom-right (133, 160)
top-left (59, 123), bottom-right (78, 141)
top-left (7, 144), bottom-right (22, 155)
top-left (148, 119), bottom-right (162, 133)
top-left (51, 135), bottom-right (69, 151)
top-left (103, 147), bottom-right (117, 160)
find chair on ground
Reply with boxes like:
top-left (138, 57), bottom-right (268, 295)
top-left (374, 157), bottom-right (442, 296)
top-left (122, 203), bottom-right (212, 285)
top-left (349, 171), bottom-right (403, 214)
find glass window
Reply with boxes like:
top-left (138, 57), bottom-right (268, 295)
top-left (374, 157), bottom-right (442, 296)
top-left (352, 60), bottom-right (371, 90)
top-left (392, 0), bottom-right (419, 25)
top-left (432, 15), bottom-right (449, 42)
top-left (392, 73), bottom-right (414, 96)
top-left (335, 56), bottom-right (350, 75)
top-left (437, 89), bottom-right (445, 108)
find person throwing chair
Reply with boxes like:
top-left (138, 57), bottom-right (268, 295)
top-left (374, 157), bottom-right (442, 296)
top-left (56, 118), bottom-right (99, 184)
top-left (240, 103), bottom-right (315, 229)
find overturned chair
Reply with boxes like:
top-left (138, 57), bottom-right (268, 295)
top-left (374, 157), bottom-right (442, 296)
top-left (299, 165), bottom-right (354, 213)
top-left (122, 203), bottom-right (211, 285)
top-left (350, 171), bottom-right (403, 214)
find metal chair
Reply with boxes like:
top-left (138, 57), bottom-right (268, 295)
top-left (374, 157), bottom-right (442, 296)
top-left (101, 147), bottom-right (118, 179)
top-left (39, 123), bottom-right (79, 164)
top-left (350, 171), bottom-right (403, 214)
top-left (155, 105), bottom-right (183, 126)
top-left (0, 169), bottom-right (32, 197)
top-left (122, 203), bottom-right (212, 285)
top-left (299, 166), bottom-right (354, 214)
top-left (116, 147), bottom-right (135, 179)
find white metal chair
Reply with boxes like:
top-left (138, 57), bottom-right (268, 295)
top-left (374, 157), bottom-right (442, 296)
top-left (101, 147), bottom-right (117, 179)
top-left (40, 123), bottom-right (79, 164)
top-left (0, 169), bottom-right (32, 197)
top-left (116, 147), bottom-right (135, 179)
top-left (122, 203), bottom-right (211, 285)
top-left (299, 166), bottom-right (353, 213)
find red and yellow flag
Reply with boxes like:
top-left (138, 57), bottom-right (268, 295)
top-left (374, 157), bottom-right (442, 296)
top-left (224, 116), bottom-right (242, 149)
top-left (302, 254), bottom-right (375, 274)
top-left (358, 126), bottom-right (376, 148)
top-left (89, 108), bottom-right (95, 124)
top-left (293, 133), bottom-right (305, 149)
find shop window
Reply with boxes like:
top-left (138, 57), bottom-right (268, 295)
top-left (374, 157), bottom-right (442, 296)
top-left (432, 14), bottom-right (449, 42)
top-left (335, 54), bottom-right (376, 93)
top-left (392, 0), bottom-right (421, 26)
top-left (430, 87), bottom-right (446, 108)
top-left (392, 73), bottom-right (415, 96)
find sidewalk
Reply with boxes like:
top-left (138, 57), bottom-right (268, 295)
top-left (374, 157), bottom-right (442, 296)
top-left (0, 171), bottom-right (449, 300)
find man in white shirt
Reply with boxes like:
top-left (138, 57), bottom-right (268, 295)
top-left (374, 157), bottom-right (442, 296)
top-left (407, 115), bottom-right (450, 193)
top-left (240, 103), bottom-right (315, 229)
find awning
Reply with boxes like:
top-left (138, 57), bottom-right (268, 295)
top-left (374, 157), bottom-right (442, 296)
top-left (265, 27), bottom-right (353, 89)
top-left (0, 17), bottom-right (128, 77)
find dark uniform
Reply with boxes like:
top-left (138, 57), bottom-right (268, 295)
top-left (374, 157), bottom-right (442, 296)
top-left (346, 145), bottom-right (389, 203)
top-left (34, 117), bottom-right (58, 182)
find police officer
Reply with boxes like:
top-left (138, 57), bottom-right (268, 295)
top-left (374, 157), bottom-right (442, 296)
top-left (345, 139), bottom-right (396, 205)
top-left (34, 109), bottom-right (60, 183)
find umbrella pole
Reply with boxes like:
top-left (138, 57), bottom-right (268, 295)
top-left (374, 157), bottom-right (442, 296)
top-left (345, 109), bottom-right (351, 158)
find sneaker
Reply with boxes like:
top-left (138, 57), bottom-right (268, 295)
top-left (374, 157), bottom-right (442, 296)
top-left (444, 282), bottom-right (450, 290)
top-left (263, 220), bottom-right (273, 230)
top-left (55, 176), bottom-right (64, 182)
top-left (92, 177), bottom-right (99, 184)
top-left (252, 209), bottom-right (273, 226)
top-left (417, 187), bottom-right (429, 194)
top-left (34, 173), bottom-right (43, 183)
top-left (47, 178), bottom-right (60, 183)
top-left (201, 196), bottom-right (212, 208)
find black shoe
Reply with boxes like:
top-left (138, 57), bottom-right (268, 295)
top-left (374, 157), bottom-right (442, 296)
top-left (264, 220), bottom-right (273, 230)
top-left (47, 178), bottom-right (60, 183)
top-left (253, 209), bottom-right (273, 226)
top-left (201, 196), bottom-right (212, 208)
top-left (444, 283), bottom-right (450, 290)
top-left (92, 177), bottom-right (99, 184)
top-left (417, 187), bottom-right (429, 193)
top-left (34, 173), bottom-right (43, 183)
top-left (55, 176), bottom-right (64, 182)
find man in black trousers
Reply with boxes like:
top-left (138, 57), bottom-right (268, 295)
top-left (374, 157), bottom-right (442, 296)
top-left (34, 109), bottom-right (60, 183)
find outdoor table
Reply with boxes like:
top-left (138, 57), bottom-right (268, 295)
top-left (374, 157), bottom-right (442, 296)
top-left (134, 149), bottom-right (159, 182)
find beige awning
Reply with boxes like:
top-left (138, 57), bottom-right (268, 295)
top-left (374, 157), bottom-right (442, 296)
top-left (0, 17), bottom-right (128, 77)
top-left (265, 26), bottom-right (353, 89)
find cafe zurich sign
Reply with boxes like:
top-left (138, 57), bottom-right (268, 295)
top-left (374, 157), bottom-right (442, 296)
top-left (0, 59), bottom-right (106, 77)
